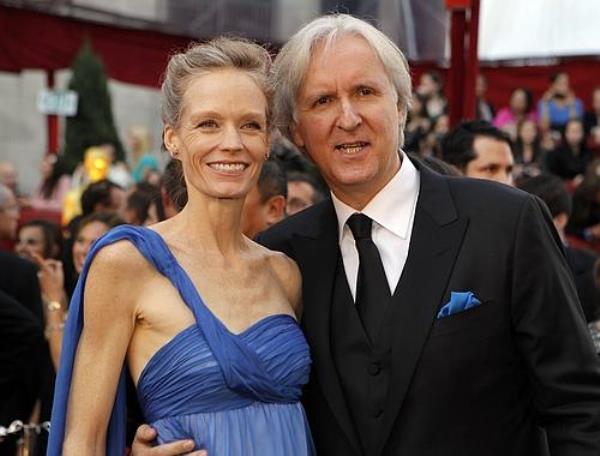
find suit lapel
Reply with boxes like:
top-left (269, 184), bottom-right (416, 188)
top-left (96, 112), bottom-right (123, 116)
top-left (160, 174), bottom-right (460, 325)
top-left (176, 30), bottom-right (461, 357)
top-left (377, 162), bottom-right (469, 453)
top-left (292, 200), bottom-right (362, 453)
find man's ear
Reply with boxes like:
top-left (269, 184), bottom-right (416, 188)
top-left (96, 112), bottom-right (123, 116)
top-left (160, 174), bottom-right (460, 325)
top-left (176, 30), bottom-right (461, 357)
top-left (554, 212), bottom-right (569, 232)
top-left (265, 195), bottom-right (287, 227)
top-left (290, 122), bottom-right (305, 149)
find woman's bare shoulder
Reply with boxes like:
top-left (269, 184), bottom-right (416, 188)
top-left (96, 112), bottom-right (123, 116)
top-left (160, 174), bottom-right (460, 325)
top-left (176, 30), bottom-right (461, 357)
top-left (261, 246), bottom-right (302, 314)
top-left (85, 240), bottom-right (155, 295)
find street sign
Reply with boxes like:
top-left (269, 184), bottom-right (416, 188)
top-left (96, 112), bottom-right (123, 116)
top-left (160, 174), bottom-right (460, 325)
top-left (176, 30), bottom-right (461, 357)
top-left (37, 90), bottom-right (78, 116)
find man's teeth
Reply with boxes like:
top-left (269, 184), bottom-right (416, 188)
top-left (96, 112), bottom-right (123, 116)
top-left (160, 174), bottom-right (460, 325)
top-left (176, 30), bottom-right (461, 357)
top-left (209, 163), bottom-right (246, 171)
top-left (337, 143), bottom-right (366, 154)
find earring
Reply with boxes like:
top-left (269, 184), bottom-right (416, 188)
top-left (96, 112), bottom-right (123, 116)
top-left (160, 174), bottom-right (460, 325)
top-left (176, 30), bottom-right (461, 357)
top-left (171, 149), bottom-right (179, 158)
top-left (264, 153), bottom-right (270, 161)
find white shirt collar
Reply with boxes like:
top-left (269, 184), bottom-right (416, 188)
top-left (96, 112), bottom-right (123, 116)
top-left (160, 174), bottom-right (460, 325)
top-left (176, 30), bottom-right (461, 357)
top-left (331, 152), bottom-right (420, 242)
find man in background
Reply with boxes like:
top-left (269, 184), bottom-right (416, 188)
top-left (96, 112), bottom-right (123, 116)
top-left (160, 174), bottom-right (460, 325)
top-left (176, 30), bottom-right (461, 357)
top-left (441, 119), bottom-right (514, 186)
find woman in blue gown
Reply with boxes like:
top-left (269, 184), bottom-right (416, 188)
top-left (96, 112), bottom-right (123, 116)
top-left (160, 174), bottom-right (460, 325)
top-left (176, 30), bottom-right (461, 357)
top-left (47, 37), bottom-right (314, 455)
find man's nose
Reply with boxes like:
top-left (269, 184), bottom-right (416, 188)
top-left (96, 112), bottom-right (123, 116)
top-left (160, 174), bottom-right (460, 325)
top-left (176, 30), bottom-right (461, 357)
top-left (336, 99), bottom-right (361, 131)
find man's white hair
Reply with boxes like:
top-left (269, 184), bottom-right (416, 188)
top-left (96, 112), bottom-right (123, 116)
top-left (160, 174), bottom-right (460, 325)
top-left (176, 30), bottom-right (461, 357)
top-left (271, 13), bottom-right (412, 146)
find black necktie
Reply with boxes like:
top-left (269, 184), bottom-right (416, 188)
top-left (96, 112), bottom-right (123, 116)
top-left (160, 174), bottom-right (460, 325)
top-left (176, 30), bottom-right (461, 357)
top-left (347, 213), bottom-right (392, 342)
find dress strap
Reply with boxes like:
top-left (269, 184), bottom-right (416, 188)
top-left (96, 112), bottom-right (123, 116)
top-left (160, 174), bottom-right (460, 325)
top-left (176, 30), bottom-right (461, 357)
top-left (140, 227), bottom-right (301, 403)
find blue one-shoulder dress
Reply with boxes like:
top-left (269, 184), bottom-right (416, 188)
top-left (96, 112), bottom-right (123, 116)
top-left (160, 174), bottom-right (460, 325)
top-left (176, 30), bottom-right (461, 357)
top-left (47, 225), bottom-right (314, 455)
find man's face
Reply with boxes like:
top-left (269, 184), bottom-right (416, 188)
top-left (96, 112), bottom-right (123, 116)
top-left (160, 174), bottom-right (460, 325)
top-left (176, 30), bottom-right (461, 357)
top-left (240, 185), bottom-right (264, 239)
top-left (465, 136), bottom-right (514, 186)
top-left (291, 34), bottom-right (402, 208)
top-left (0, 163), bottom-right (17, 193)
top-left (0, 189), bottom-right (19, 240)
top-left (287, 180), bottom-right (316, 215)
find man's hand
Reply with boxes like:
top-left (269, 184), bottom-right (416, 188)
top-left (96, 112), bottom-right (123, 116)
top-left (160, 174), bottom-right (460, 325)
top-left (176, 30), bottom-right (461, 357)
top-left (131, 424), bottom-right (207, 456)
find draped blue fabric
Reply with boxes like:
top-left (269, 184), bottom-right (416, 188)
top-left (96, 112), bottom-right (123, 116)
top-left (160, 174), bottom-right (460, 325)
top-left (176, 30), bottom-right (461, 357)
top-left (48, 225), bottom-right (314, 455)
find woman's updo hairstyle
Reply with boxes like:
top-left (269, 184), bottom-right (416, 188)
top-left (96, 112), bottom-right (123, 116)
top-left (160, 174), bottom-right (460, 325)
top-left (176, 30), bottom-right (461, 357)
top-left (161, 37), bottom-right (273, 130)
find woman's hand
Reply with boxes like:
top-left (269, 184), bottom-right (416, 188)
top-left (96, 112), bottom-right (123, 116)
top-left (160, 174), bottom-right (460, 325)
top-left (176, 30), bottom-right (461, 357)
top-left (32, 253), bottom-right (66, 303)
top-left (131, 425), bottom-right (207, 456)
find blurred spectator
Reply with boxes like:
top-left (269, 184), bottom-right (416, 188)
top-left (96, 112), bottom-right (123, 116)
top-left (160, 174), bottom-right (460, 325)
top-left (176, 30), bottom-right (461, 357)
top-left (79, 179), bottom-right (126, 217)
top-left (0, 184), bottom-right (19, 250)
top-left (519, 174), bottom-right (600, 323)
top-left (584, 87), bottom-right (600, 154)
top-left (128, 125), bottom-right (160, 184)
top-left (416, 71), bottom-right (447, 120)
top-left (124, 182), bottom-right (165, 226)
top-left (512, 119), bottom-right (548, 182)
top-left (240, 158), bottom-right (287, 239)
top-left (15, 220), bottom-right (63, 263)
top-left (0, 188), bottom-right (44, 452)
top-left (568, 159), bottom-right (600, 242)
top-left (404, 93), bottom-right (431, 152)
top-left (287, 171), bottom-right (325, 216)
top-left (545, 118), bottom-right (590, 181)
top-left (160, 159), bottom-right (186, 216)
top-left (24, 154), bottom-right (71, 213)
top-left (441, 120), bottom-right (514, 186)
top-left (14, 220), bottom-right (63, 456)
top-left (0, 161), bottom-right (18, 195)
top-left (103, 143), bottom-right (134, 189)
top-left (476, 74), bottom-right (495, 122)
top-left (62, 179), bottom-right (125, 296)
top-left (418, 114), bottom-right (449, 158)
top-left (538, 72), bottom-right (584, 132)
top-left (420, 155), bottom-right (461, 176)
top-left (493, 87), bottom-right (536, 140)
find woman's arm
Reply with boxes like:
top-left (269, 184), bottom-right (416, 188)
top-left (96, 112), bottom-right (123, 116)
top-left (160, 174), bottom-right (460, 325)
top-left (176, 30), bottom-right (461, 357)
top-left (62, 243), bottom-right (138, 455)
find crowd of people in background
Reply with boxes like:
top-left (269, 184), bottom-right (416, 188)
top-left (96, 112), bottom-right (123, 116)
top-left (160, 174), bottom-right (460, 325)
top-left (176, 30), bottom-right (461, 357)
top-left (1, 66), bottom-right (600, 454)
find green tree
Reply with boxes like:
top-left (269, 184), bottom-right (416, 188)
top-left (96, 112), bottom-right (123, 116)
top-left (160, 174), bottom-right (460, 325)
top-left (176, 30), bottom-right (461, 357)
top-left (63, 40), bottom-right (125, 171)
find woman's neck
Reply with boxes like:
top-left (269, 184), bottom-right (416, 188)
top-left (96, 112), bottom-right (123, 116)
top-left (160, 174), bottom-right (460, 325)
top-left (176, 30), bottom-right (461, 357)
top-left (165, 193), bottom-right (248, 257)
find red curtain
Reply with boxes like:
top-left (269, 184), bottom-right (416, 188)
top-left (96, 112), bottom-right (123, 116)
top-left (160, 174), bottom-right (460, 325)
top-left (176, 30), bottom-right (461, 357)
top-left (2, 5), bottom-right (599, 111)
top-left (0, 6), bottom-right (189, 88)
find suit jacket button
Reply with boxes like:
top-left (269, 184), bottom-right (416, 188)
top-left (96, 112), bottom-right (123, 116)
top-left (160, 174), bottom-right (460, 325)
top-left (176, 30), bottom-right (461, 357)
top-left (368, 362), bottom-right (381, 376)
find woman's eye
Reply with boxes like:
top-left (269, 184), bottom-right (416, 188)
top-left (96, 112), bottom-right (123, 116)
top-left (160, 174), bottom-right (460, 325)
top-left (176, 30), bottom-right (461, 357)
top-left (242, 121), bottom-right (262, 130)
top-left (198, 120), bottom-right (218, 128)
top-left (358, 86), bottom-right (374, 96)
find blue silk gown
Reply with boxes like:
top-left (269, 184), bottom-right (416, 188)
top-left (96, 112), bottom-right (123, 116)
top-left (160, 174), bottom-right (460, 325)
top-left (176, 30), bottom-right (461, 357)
top-left (47, 225), bottom-right (314, 455)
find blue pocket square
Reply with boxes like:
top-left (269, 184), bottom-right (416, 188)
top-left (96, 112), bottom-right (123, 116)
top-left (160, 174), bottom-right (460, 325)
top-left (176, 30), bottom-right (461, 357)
top-left (437, 291), bottom-right (481, 319)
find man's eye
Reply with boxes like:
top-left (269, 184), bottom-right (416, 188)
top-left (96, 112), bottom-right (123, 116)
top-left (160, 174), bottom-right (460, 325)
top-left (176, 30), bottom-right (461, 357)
top-left (315, 96), bottom-right (331, 106)
top-left (357, 87), bottom-right (374, 96)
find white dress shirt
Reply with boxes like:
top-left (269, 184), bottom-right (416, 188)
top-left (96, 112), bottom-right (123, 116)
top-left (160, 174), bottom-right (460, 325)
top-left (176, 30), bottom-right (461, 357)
top-left (331, 154), bottom-right (420, 301)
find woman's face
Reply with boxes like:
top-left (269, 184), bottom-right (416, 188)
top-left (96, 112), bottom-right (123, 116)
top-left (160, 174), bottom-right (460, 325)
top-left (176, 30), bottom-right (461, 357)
top-left (164, 68), bottom-right (268, 202)
top-left (72, 221), bottom-right (110, 274)
top-left (15, 225), bottom-right (46, 261)
top-left (519, 120), bottom-right (537, 145)
top-left (510, 90), bottom-right (528, 113)
top-left (565, 121), bottom-right (584, 147)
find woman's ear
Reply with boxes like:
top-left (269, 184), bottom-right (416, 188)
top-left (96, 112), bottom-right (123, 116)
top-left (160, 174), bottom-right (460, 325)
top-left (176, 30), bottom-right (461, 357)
top-left (163, 126), bottom-right (181, 159)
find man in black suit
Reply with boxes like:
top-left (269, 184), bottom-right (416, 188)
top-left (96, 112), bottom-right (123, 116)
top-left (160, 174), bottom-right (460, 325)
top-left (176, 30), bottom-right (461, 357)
top-left (134, 14), bottom-right (600, 456)
top-left (0, 184), bottom-right (45, 455)
top-left (259, 14), bottom-right (600, 456)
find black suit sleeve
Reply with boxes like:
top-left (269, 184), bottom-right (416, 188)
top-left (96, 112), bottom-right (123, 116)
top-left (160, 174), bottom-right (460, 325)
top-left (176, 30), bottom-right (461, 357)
top-left (0, 289), bottom-right (44, 425)
top-left (511, 195), bottom-right (600, 455)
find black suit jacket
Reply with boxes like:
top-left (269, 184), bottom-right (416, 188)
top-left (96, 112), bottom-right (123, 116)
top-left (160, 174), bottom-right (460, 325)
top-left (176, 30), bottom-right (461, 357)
top-left (259, 158), bottom-right (600, 455)
top-left (0, 253), bottom-right (45, 456)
